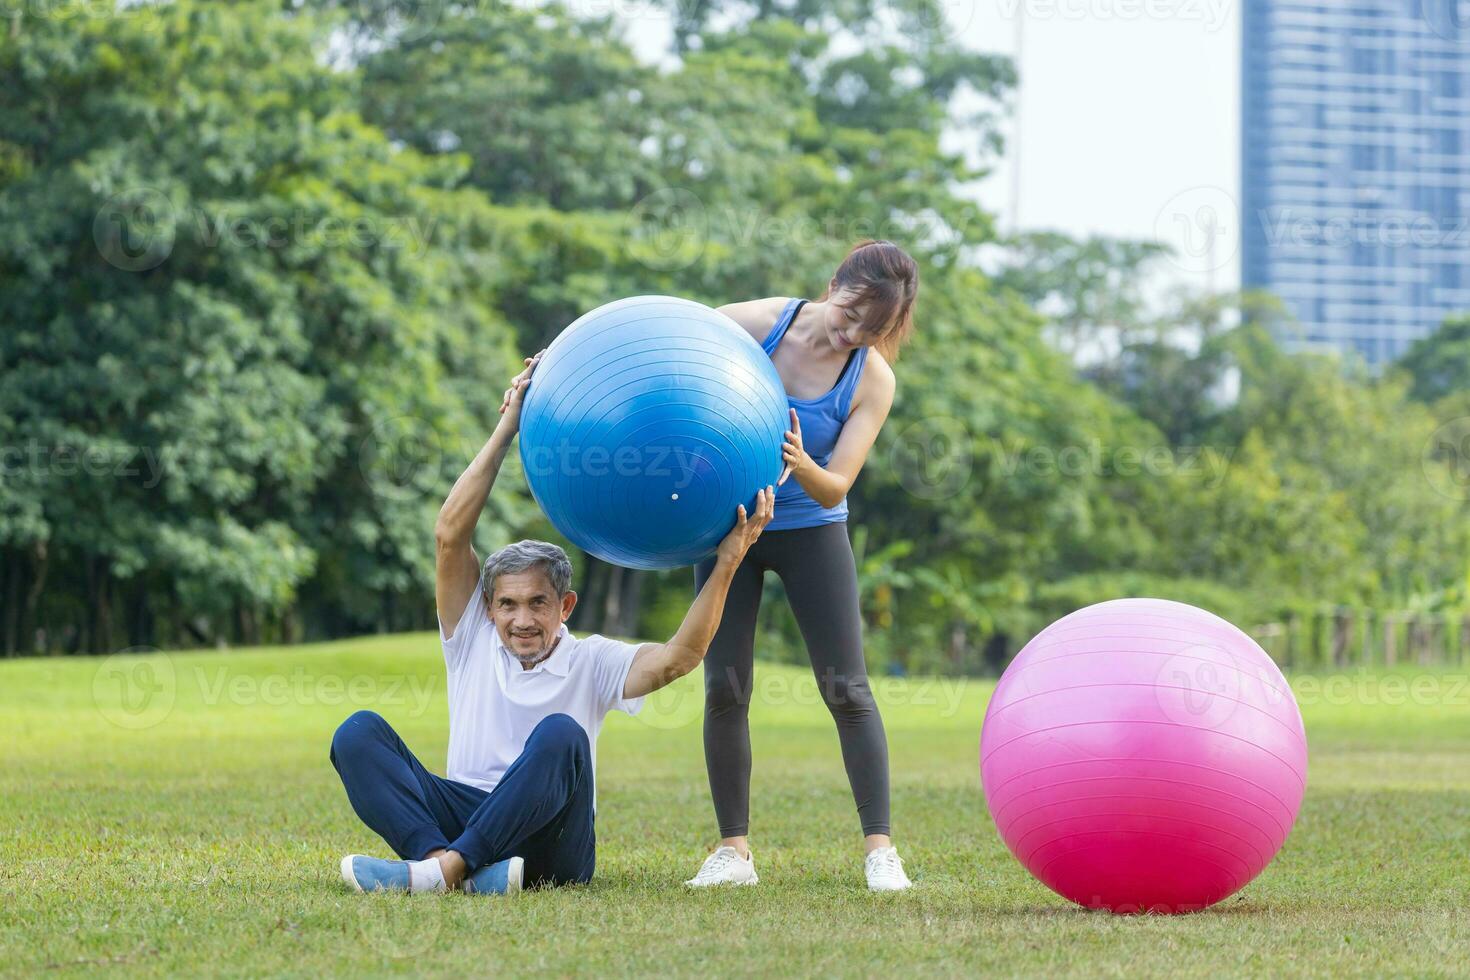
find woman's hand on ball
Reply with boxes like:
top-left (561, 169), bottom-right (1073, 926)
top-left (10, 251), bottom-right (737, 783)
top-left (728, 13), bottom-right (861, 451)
top-left (779, 408), bottom-right (806, 485)
top-left (717, 486), bottom-right (775, 564)
top-left (499, 349), bottom-right (547, 424)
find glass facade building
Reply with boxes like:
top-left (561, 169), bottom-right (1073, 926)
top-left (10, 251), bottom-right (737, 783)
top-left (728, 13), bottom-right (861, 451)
top-left (1241, 0), bottom-right (1470, 365)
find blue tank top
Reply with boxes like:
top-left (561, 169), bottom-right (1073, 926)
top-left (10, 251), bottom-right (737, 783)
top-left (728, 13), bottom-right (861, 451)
top-left (762, 299), bottom-right (868, 531)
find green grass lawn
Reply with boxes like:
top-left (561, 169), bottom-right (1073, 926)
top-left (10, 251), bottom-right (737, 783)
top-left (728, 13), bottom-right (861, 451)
top-left (3, 635), bottom-right (1469, 977)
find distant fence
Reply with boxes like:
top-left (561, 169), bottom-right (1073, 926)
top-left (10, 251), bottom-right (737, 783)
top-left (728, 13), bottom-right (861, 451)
top-left (1251, 608), bottom-right (1470, 671)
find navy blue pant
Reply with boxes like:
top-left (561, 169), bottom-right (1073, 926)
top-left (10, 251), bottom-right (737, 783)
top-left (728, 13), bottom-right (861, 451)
top-left (330, 710), bottom-right (596, 887)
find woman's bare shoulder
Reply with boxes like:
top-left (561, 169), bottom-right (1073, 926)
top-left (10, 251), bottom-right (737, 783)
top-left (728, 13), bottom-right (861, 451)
top-left (853, 348), bottom-right (896, 410)
top-left (716, 297), bottom-right (792, 343)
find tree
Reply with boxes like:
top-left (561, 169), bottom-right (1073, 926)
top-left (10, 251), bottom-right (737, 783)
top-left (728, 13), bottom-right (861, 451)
top-left (7, 0), bottom-right (1463, 666)
top-left (0, 0), bottom-right (524, 651)
top-left (344, 0), bottom-right (1035, 652)
top-left (990, 232), bottom-right (1167, 359)
top-left (1399, 315), bottom-right (1470, 404)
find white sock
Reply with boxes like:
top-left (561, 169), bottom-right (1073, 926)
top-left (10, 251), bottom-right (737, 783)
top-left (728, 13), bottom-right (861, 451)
top-left (407, 857), bottom-right (448, 893)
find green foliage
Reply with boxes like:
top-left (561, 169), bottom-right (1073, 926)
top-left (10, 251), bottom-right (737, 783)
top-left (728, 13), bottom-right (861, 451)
top-left (1031, 572), bottom-right (1263, 633)
top-left (991, 231), bottom-right (1168, 359)
top-left (1398, 315), bottom-right (1470, 403)
top-left (0, 0), bottom-right (522, 649)
top-left (1220, 326), bottom-right (1470, 605)
top-left (358, 5), bottom-right (659, 211)
top-left (2, 0), bottom-right (1466, 671)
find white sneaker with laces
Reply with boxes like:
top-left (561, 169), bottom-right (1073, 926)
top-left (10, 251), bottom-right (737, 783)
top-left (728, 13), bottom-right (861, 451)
top-left (865, 846), bottom-right (912, 892)
top-left (685, 845), bottom-right (759, 887)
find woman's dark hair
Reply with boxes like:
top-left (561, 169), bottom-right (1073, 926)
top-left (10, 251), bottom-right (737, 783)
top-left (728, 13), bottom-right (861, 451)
top-left (818, 239), bottom-right (919, 362)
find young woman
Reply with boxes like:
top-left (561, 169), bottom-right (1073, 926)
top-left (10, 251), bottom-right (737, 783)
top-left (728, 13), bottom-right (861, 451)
top-left (686, 240), bottom-right (919, 892)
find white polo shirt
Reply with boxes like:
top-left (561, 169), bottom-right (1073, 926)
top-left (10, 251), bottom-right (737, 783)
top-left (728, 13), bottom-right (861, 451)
top-left (439, 578), bottom-right (646, 798)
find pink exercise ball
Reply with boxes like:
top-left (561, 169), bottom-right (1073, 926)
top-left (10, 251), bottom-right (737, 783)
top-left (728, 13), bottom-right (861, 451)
top-left (980, 598), bottom-right (1307, 914)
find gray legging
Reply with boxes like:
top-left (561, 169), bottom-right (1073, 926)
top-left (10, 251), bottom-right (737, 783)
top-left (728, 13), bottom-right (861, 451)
top-left (693, 521), bottom-right (891, 838)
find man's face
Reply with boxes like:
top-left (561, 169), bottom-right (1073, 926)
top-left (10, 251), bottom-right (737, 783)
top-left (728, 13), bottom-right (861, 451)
top-left (487, 570), bottom-right (577, 665)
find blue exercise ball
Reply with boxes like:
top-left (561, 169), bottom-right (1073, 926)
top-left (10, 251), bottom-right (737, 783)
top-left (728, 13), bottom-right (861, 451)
top-left (519, 295), bottom-right (788, 570)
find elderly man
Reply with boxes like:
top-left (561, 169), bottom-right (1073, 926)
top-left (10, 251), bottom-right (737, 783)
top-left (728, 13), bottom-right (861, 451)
top-left (332, 351), bottom-right (775, 894)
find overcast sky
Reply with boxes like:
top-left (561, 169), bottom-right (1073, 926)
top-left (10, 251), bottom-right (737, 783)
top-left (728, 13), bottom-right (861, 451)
top-left (620, 0), bottom-right (1242, 293)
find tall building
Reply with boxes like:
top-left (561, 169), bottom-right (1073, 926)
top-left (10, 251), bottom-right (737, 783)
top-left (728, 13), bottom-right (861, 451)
top-left (1241, 0), bottom-right (1470, 365)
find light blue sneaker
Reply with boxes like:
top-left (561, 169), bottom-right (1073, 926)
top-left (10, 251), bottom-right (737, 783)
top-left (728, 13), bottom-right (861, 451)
top-left (340, 854), bottom-right (413, 893)
top-left (461, 857), bottom-right (524, 896)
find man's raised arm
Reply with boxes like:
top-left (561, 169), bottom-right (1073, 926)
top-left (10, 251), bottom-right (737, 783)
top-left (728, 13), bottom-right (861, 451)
top-left (435, 351), bottom-right (544, 637)
top-left (622, 487), bottom-right (775, 699)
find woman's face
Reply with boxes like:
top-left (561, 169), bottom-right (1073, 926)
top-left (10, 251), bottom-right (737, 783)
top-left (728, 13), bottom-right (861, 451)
top-left (823, 286), bottom-right (887, 352)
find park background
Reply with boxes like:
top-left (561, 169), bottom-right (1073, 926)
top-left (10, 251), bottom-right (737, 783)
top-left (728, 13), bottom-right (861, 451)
top-left (4, 2), bottom-right (1470, 977)
top-left (4, 0), bottom-right (1470, 673)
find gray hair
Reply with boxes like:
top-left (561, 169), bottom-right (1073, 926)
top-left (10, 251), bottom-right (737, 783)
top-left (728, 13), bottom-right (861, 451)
top-left (482, 540), bottom-right (573, 599)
